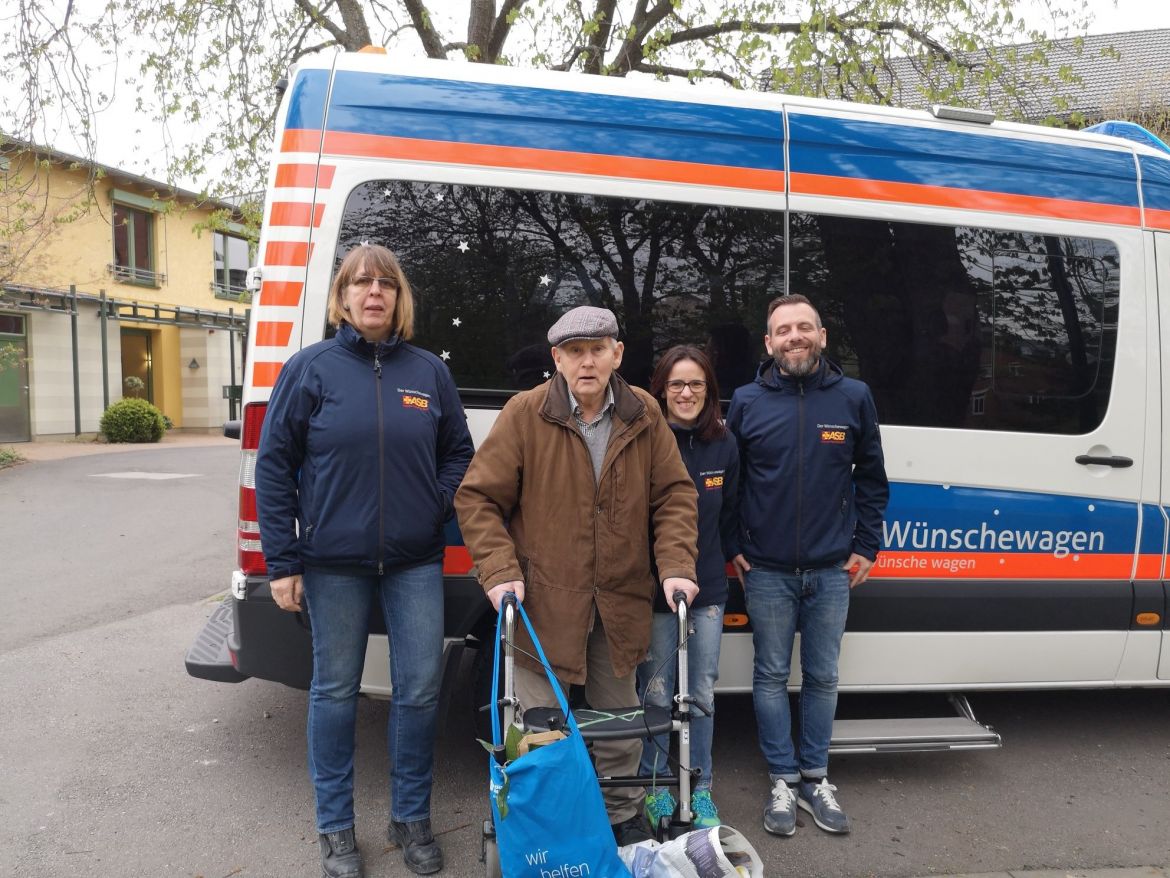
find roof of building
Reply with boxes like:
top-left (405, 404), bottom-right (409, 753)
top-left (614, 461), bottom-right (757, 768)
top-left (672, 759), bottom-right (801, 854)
top-left (762, 28), bottom-right (1170, 125)
top-left (1049, 29), bottom-right (1170, 117)
top-left (0, 133), bottom-right (243, 216)
top-left (883, 28), bottom-right (1170, 122)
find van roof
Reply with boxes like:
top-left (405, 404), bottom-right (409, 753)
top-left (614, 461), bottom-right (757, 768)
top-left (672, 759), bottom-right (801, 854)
top-left (276, 54), bottom-right (1170, 230)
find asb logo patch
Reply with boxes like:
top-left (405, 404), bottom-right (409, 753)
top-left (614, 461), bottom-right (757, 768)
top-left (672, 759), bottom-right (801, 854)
top-left (704, 475), bottom-right (724, 490)
top-left (820, 429), bottom-right (846, 443)
top-left (402, 394), bottom-right (429, 411)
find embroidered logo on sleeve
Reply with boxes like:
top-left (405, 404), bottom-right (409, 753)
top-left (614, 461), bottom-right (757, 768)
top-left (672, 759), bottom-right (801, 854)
top-left (701, 469), bottom-right (725, 490)
top-left (402, 394), bottom-right (429, 410)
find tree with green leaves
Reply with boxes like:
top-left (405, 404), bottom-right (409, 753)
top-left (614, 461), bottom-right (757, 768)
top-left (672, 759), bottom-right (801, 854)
top-left (1, 0), bottom-right (1100, 387)
top-left (3, 0), bottom-right (1093, 203)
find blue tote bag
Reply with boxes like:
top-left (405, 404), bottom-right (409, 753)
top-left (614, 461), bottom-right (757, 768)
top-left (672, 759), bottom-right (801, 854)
top-left (489, 601), bottom-right (632, 878)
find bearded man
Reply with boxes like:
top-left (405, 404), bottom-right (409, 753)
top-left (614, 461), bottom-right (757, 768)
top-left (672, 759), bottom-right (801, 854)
top-left (726, 294), bottom-right (889, 838)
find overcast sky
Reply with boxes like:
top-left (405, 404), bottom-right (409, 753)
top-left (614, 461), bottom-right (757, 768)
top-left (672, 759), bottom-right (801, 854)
top-left (15, 0), bottom-right (1170, 190)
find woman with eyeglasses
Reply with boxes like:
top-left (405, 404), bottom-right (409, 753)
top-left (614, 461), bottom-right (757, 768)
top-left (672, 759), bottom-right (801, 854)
top-left (638, 344), bottom-right (740, 832)
top-left (255, 243), bottom-right (473, 878)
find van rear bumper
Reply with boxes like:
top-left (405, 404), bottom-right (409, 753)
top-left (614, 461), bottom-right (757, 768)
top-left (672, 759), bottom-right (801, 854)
top-left (186, 574), bottom-right (490, 692)
top-left (185, 597), bottom-right (248, 683)
top-left (185, 586), bottom-right (314, 688)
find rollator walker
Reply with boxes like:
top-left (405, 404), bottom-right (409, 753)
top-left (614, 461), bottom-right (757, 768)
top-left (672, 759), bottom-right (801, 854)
top-left (481, 591), bottom-right (704, 876)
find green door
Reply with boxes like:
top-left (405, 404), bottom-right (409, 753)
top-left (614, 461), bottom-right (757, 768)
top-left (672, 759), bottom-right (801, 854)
top-left (0, 314), bottom-right (30, 442)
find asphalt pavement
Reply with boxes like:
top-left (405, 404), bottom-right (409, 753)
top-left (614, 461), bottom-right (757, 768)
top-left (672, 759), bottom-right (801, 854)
top-left (2, 435), bottom-right (1169, 878)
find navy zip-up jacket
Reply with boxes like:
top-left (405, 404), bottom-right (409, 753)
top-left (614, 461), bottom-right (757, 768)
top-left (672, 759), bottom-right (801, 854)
top-left (652, 424), bottom-right (740, 611)
top-left (255, 322), bottom-right (474, 580)
top-left (726, 357), bottom-right (888, 569)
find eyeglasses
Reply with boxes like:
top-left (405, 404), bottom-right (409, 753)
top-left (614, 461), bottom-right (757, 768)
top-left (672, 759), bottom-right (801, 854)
top-left (351, 275), bottom-right (397, 291)
top-left (665, 379), bottom-right (707, 394)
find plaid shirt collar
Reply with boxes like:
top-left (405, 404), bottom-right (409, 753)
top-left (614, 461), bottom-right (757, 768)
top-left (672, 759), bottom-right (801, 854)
top-left (567, 383), bottom-right (615, 427)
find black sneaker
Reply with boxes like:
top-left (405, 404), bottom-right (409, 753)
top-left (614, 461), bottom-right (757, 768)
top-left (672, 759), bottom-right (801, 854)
top-left (388, 818), bottom-right (443, 875)
top-left (318, 827), bottom-right (363, 878)
top-left (611, 813), bottom-right (653, 846)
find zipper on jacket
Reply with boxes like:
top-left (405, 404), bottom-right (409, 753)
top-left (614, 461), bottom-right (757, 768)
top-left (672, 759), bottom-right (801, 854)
top-left (375, 351), bottom-right (385, 576)
top-left (796, 380), bottom-right (805, 566)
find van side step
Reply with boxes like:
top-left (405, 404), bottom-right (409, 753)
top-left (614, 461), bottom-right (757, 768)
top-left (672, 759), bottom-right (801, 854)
top-left (829, 694), bottom-right (1001, 754)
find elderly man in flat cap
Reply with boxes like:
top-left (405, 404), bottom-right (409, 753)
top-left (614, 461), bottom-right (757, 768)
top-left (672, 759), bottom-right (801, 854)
top-left (456, 305), bottom-right (699, 845)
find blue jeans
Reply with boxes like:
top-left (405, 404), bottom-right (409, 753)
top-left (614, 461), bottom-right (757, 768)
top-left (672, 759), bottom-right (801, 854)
top-left (636, 604), bottom-right (724, 792)
top-left (302, 562), bottom-right (443, 833)
top-left (745, 563), bottom-right (850, 783)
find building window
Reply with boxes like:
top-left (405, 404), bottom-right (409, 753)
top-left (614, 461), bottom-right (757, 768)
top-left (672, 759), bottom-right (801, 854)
top-left (112, 204), bottom-right (161, 286)
top-left (213, 232), bottom-right (253, 302)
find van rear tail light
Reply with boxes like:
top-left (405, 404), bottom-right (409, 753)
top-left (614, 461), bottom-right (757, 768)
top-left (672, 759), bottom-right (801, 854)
top-left (238, 402), bottom-right (268, 575)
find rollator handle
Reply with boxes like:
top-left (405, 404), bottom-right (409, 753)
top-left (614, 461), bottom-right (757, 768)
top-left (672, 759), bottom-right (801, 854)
top-left (501, 591), bottom-right (518, 611)
top-left (679, 694), bottom-right (713, 717)
top-left (672, 591), bottom-right (689, 608)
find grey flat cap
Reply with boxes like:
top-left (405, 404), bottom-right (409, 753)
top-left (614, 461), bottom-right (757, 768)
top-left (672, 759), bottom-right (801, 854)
top-left (547, 306), bottom-right (619, 346)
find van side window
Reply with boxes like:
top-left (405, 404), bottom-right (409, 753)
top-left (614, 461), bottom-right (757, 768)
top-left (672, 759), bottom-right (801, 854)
top-left (790, 213), bottom-right (1119, 435)
top-left (335, 180), bottom-right (785, 395)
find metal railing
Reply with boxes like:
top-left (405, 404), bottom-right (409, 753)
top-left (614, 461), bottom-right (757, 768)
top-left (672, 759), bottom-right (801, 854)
top-left (108, 263), bottom-right (167, 286)
top-left (211, 281), bottom-right (252, 303)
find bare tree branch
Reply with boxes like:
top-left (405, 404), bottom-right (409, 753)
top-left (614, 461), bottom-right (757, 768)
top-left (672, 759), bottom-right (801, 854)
top-left (663, 19), bottom-right (802, 46)
top-left (488, 0), bottom-right (527, 63)
top-left (582, 0), bottom-right (617, 75)
top-left (336, 0), bottom-right (374, 48)
top-left (631, 61), bottom-right (738, 85)
top-left (467, 0), bottom-right (493, 58)
top-left (291, 0), bottom-right (351, 47)
top-left (400, 0), bottom-right (448, 58)
top-left (610, 0), bottom-right (675, 75)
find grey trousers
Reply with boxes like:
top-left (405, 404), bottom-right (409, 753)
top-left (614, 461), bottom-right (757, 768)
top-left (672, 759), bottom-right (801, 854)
top-left (513, 615), bottom-right (643, 825)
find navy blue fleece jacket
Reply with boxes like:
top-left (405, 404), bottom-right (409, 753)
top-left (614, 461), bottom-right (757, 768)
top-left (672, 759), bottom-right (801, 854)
top-left (726, 357), bottom-right (888, 569)
top-left (255, 322), bottom-right (473, 579)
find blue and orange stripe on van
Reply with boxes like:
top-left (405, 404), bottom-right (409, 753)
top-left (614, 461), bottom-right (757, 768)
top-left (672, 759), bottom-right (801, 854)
top-left (1139, 154), bottom-right (1170, 230)
top-left (278, 68), bottom-right (1170, 228)
top-left (283, 69), bottom-right (785, 192)
top-left (867, 482), bottom-right (1157, 581)
top-left (1135, 503), bottom-right (1168, 580)
top-left (787, 112), bottom-right (1142, 226)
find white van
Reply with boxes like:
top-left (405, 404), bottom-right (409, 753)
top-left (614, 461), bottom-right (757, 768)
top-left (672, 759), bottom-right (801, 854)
top-left (187, 50), bottom-right (1170, 750)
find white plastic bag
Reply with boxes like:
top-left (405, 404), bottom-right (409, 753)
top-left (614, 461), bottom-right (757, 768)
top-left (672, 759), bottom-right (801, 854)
top-left (618, 826), bottom-right (764, 878)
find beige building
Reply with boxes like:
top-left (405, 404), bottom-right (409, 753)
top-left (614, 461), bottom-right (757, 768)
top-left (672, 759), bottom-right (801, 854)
top-left (0, 139), bottom-right (253, 441)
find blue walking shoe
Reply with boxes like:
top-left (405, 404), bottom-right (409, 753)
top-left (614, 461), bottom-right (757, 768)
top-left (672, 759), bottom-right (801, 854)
top-left (644, 787), bottom-right (678, 830)
top-left (797, 778), bottom-right (851, 834)
top-left (690, 790), bottom-right (721, 829)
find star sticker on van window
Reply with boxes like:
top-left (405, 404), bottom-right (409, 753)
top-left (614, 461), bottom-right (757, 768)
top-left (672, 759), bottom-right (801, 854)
top-left (457, 241), bottom-right (469, 253)
top-left (383, 188), bottom-right (394, 199)
top-left (360, 239), bottom-right (370, 247)
top-left (434, 191), bottom-right (445, 201)
top-left (539, 274), bottom-right (551, 286)
top-left (452, 317), bottom-right (462, 327)
top-left (440, 350), bottom-right (451, 361)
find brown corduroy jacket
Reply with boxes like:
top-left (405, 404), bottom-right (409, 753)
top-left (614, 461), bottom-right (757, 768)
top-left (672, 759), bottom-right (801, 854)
top-left (455, 373), bottom-right (698, 683)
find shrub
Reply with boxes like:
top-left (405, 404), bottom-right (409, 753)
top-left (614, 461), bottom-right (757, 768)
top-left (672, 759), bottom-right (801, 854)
top-left (100, 398), bottom-right (166, 443)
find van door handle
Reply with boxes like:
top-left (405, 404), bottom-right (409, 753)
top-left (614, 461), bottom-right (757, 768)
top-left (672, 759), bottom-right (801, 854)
top-left (1075, 454), bottom-right (1133, 468)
